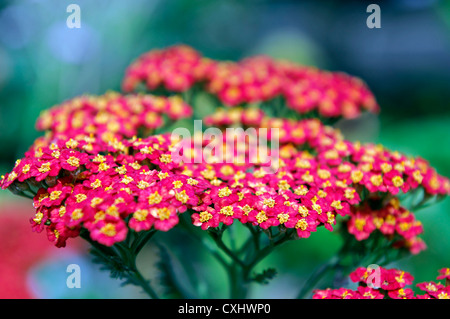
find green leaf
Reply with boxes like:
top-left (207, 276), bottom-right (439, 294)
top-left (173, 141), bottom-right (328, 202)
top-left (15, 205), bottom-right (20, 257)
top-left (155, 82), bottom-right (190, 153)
top-left (251, 268), bottom-right (277, 285)
top-left (155, 243), bottom-right (186, 298)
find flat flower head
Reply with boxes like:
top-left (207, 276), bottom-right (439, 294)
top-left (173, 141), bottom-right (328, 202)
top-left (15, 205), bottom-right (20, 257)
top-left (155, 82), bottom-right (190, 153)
top-left (150, 205), bottom-right (179, 231)
top-left (129, 205), bottom-right (155, 232)
top-left (416, 281), bottom-right (445, 295)
top-left (436, 267), bottom-right (450, 281)
top-left (387, 288), bottom-right (414, 299)
top-left (347, 210), bottom-right (376, 241)
top-left (357, 286), bottom-right (384, 299)
top-left (191, 207), bottom-right (220, 230)
top-left (60, 149), bottom-right (89, 172)
top-left (89, 220), bottom-right (128, 246)
top-left (381, 269), bottom-right (414, 291)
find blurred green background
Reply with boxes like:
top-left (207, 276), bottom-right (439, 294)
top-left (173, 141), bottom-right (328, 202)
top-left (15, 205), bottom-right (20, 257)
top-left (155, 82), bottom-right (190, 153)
top-left (0, 0), bottom-right (449, 298)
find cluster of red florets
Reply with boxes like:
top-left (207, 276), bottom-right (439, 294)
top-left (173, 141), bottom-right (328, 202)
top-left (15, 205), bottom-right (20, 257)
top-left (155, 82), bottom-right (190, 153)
top-left (122, 45), bottom-right (379, 119)
top-left (2, 93), bottom-right (449, 252)
top-left (36, 91), bottom-right (192, 141)
top-left (0, 120), bottom-right (356, 247)
top-left (313, 266), bottom-right (450, 299)
top-left (1, 45), bottom-right (449, 258)
top-left (200, 107), bottom-right (450, 253)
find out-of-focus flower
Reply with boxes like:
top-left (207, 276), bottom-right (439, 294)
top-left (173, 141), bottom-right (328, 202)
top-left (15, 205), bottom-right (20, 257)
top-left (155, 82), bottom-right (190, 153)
top-left (122, 45), bottom-right (380, 119)
top-left (314, 266), bottom-right (450, 299)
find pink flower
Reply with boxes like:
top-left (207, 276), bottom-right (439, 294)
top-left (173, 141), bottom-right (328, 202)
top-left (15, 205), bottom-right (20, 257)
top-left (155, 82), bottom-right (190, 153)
top-left (89, 220), bottom-right (128, 246)
top-left (347, 211), bottom-right (376, 241)
top-left (356, 286), bottom-right (384, 299)
top-left (388, 288), bottom-right (414, 299)
top-left (436, 268), bottom-right (450, 281)
top-left (60, 149), bottom-right (89, 172)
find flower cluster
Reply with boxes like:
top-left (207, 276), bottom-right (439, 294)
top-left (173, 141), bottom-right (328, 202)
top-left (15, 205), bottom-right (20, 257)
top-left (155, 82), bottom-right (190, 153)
top-left (2, 44), bottom-right (449, 295)
top-left (1, 124), bottom-right (358, 246)
top-left (36, 91), bottom-right (192, 141)
top-left (122, 44), bottom-right (215, 93)
top-left (347, 199), bottom-right (426, 254)
top-left (122, 45), bottom-right (379, 119)
top-left (313, 266), bottom-right (450, 299)
top-left (204, 107), bottom-right (266, 128)
top-left (204, 107), bottom-right (450, 198)
top-left (204, 56), bottom-right (283, 106)
top-left (1, 133), bottom-right (207, 247)
top-left (278, 60), bottom-right (379, 118)
top-left (3, 98), bottom-right (449, 253)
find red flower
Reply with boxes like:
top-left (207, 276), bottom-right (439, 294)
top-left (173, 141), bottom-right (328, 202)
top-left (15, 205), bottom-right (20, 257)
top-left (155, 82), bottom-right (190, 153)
top-left (388, 288), bottom-right (414, 299)
top-left (60, 149), bottom-right (89, 171)
top-left (89, 220), bottom-right (128, 246)
top-left (436, 268), bottom-right (450, 281)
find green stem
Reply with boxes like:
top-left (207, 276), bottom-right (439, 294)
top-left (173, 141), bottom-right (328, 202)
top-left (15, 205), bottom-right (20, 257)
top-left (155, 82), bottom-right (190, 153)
top-left (208, 230), bottom-right (246, 268)
top-left (229, 262), bottom-right (247, 299)
top-left (126, 266), bottom-right (160, 299)
top-left (296, 256), bottom-right (339, 299)
top-left (243, 232), bottom-right (291, 280)
top-left (80, 228), bottom-right (160, 299)
top-left (178, 212), bottom-right (229, 268)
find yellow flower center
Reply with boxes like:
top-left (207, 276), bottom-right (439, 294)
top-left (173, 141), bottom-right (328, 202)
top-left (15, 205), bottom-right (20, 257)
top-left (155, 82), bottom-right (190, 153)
top-left (71, 209), bottom-right (84, 220)
top-left (331, 200), bottom-right (343, 210)
top-left (91, 179), bottom-right (102, 189)
top-left (278, 180), bottom-right (290, 190)
top-left (33, 212), bottom-right (44, 224)
top-left (344, 188), bottom-right (355, 199)
top-left (121, 175), bottom-right (134, 185)
top-left (98, 162), bottom-right (110, 171)
top-left (370, 175), bottom-right (383, 186)
top-left (172, 180), bottom-right (183, 189)
top-left (263, 198), bottom-right (275, 208)
top-left (199, 211), bottom-right (213, 222)
top-left (175, 190), bottom-right (189, 203)
top-left (218, 187), bottom-right (232, 198)
top-left (137, 180), bottom-right (150, 189)
top-left (294, 185), bottom-right (308, 196)
top-left (38, 163), bottom-right (51, 173)
top-left (22, 164), bottom-right (31, 174)
top-left (413, 170), bottom-right (423, 184)
top-left (392, 176), bottom-right (404, 188)
top-left (100, 223), bottom-right (117, 237)
top-left (67, 156), bottom-right (80, 167)
top-left (317, 169), bottom-right (331, 179)
top-left (354, 218), bottom-right (366, 231)
top-left (50, 191), bottom-right (62, 201)
top-left (187, 178), bottom-right (198, 185)
top-left (256, 211), bottom-right (268, 224)
top-left (242, 204), bottom-right (252, 215)
top-left (156, 207), bottom-right (171, 220)
top-left (220, 206), bottom-right (234, 217)
top-left (160, 154), bottom-right (172, 163)
top-left (116, 166), bottom-right (127, 174)
top-left (351, 170), bottom-right (363, 183)
top-left (381, 163), bottom-right (392, 173)
top-left (59, 206), bottom-right (66, 217)
top-left (295, 219), bottom-right (308, 231)
top-left (277, 213), bottom-right (289, 224)
top-left (148, 191), bottom-right (162, 205)
top-left (158, 172), bottom-right (169, 180)
top-left (91, 197), bottom-right (103, 207)
top-left (134, 209), bottom-right (149, 222)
